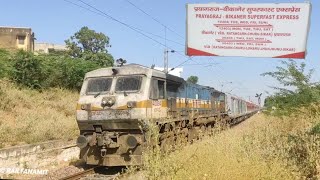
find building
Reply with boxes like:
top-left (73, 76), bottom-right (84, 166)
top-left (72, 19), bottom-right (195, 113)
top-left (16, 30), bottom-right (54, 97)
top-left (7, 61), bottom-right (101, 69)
top-left (154, 67), bottom-right (183, 77)
top-left (0, 27), bottom-right (34, 52)
top-left (34, 42), bottom-right (66, 54)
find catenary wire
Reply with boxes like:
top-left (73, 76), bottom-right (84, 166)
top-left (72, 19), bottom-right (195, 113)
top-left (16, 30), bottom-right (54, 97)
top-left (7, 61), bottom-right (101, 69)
top-left (64, 0), bottom-right (195, 67)
top-left (125, 0), bottom-right (185, 40)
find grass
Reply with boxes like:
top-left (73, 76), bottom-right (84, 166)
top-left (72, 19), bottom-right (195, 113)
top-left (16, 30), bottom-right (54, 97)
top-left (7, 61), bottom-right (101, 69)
top-left (0, 79), bottom-right (79, 147)
top-left (140, 110), bottom-right (320, 179)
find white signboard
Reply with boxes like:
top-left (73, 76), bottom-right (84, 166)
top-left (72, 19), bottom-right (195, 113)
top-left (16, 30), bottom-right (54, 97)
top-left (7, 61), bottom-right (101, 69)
top-left (186, 3), bottom-right (311, 59)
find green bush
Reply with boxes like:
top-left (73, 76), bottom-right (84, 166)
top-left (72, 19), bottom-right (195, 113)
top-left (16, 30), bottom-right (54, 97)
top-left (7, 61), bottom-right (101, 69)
top-left (6, 50), bottom-right (102, 90)
top-left (262, 60), bottom-right (320, 116)
top-left (0, 49), bottom-right (13, 78)
top-left (12, 51), bottom-right (45, 89)
top-left (59, 56), bottom-right (101, 89)
top-left (40, 54), bottom-right (100, 90)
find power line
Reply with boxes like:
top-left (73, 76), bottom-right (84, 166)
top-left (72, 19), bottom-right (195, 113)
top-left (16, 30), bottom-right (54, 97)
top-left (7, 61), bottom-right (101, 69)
top-left (64, 0), bottom-right (108, 20)
top-left (136, 29), bottom-right (184, 46)
top-left (183, 63), bottom-right (220, 66)
top-left (63, 0), bottom-right (171, 46)
top-left (171, 56), bottom-right (194, 70)
top-left (77, 0), bottom-right (169, 47)
top-left (125, 0), bottom-right (185, 40)
top-left (64, 0), bottom-right (198, 71)
top-left (65, 0), bottom-right (182, 50)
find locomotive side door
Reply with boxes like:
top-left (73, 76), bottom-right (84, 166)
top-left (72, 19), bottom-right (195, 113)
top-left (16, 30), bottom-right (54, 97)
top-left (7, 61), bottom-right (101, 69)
top-left (211, 91), bottom-right (220, 113)
top-left (149, 78), bottom-right (166, 119)
top-left (166, 81), bottom-right (180, 118)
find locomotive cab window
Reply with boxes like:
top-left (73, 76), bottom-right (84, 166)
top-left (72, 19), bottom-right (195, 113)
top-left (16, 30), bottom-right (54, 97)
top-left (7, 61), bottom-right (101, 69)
top-left (115, 76), bottom-right (142, 92)
top-left (86, 77), bottom-right (112, 95)
top-left (167, 82), bottom-right (180, 98)
top-left (150, 79), bottom-right (165, 99)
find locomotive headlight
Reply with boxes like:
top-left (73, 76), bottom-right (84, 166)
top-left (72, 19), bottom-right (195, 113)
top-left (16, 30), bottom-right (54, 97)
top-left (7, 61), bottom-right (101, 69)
top-left (101, 100), bottom-right (108, 106)
top-left (101, 97), bottom-right (115, 107)
top-left (81, 104), bottom-right (86, 110)
top-left (80, 104), bottom-right (90, 110)
top-left (127, 101), bottom-right (137, 108)
top-left (108, 99), bottom-right (114, 105)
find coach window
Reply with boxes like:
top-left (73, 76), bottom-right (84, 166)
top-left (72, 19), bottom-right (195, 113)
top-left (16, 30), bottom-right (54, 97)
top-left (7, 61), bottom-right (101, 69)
top-left (150, 79), bottom-right (165, 99)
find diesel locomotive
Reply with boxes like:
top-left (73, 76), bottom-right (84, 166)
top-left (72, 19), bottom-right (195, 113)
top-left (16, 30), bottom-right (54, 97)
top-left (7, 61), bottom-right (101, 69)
top-left (75, 63), bottom-right (259, 166)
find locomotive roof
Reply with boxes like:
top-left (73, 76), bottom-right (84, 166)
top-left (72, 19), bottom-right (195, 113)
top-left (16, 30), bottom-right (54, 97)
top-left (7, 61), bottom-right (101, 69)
top-left (84, 64), bottom-right (184, 84)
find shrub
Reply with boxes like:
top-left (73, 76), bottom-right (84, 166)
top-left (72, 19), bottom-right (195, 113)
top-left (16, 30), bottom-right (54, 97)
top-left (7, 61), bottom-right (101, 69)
top-left (286, 132), bottom-right (320, 179)
top-left (40, 54), bottom-right (100, 90)
top-left (0, 49), bottom-right (13, 78)
top-left (60, 57), bottom-right (101, 89)
top-left (262, 60), bottom-right (320, 116)
top-left (0, 80), bottom-right (79, 146)
top-left (12, 50), bottom-right (45, 89)
top-left (9, 51), bottom-right (101, 90)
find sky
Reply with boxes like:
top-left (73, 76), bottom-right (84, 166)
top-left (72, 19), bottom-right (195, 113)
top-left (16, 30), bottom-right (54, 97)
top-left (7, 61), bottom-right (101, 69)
top-left (1, 0), bottom-right (318, 104)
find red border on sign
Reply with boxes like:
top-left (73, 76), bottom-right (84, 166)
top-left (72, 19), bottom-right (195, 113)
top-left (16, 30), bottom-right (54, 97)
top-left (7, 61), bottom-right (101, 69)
top-left (273, 52), bottom-right (305, 59)
top-left (187, 47), bottom-right (218, 56)
top-left (187, 47), bottom-right (305, 59)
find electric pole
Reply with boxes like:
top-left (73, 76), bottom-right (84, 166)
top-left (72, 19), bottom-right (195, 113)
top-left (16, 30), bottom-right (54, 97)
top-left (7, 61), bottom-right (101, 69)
top-left (255, 93), bottom-right (262, 107)
top-left (163, 49), bottom-right (175, 74)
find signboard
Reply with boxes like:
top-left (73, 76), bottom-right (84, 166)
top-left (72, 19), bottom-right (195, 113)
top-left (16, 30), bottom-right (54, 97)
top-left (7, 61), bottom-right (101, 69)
top-left (186, 3), bottom-right (311, 59)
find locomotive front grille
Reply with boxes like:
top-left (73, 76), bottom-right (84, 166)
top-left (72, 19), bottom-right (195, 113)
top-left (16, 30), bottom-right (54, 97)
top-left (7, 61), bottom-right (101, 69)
top-left (89, 109), bottom-right (131, 120)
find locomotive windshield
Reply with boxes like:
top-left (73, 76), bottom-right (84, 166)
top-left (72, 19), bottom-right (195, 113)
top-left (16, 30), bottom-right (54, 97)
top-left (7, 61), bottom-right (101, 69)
top-left (86, 77), bottom-right (112, 95)
top-left (116, 76), bottom-right (142, 92)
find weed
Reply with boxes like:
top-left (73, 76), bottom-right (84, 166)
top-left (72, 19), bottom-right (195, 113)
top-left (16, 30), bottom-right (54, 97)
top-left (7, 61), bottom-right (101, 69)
top-left (137, 112), bottom-right (320, 179)
top-left (0, 80), bottom-right (79, 146)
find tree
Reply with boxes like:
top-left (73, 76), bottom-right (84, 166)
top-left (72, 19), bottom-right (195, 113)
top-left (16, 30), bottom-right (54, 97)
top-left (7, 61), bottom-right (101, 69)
top-left (261, 59), bottom-right (320, 114)
top-left (187, 76), bottom-right (198, 84)
top-left (261, 60), bottom-right (316, 95)
top-left (65, 26), bottom-right (114, 67)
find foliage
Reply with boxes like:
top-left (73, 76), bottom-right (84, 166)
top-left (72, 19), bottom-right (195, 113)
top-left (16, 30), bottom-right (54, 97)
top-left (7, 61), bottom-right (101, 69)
top-left (12, 50), bottom-right (45, 89)
top-left (187, 75), bottom-right (198, 84)
top-left (0, 49), bottom-right (14, 78)
top-left (0, 27), bottom-right (115, 90)
top-left (59, 56), bottom-right (101, 89)
top-left (65, 26), bottom-right (114, 66)
top-left (262, 60), bottom-right (320, 115)
top-left (7, 51), bottom-right (100, 90)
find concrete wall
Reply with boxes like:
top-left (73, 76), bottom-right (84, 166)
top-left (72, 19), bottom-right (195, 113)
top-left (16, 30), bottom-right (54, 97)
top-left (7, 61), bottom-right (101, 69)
top-left (0, 27), bottom-right (34, 52)
top-left (34, 43), bottom-right (66, 54)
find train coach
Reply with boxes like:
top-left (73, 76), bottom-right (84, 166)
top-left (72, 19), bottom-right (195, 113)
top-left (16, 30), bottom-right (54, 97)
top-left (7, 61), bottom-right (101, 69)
top-left (75, 63), bottom-right (259, 166)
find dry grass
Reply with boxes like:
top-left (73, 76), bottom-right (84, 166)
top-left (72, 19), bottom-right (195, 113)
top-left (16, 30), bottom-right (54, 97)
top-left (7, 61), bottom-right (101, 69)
top-left (141, 111), bottom-right (320, 180)
top-left (0, 79), bottom-right (79, 147)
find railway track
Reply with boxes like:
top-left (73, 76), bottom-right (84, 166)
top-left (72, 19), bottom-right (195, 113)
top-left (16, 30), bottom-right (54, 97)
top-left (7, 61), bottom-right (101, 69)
top-left (59, 166), bottom-right (121, 180)
top-left (60, 167), bottom-right (96, 180)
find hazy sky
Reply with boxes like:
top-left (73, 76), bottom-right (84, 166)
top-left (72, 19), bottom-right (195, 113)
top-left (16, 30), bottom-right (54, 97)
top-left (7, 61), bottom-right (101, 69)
top-left (1, 0), bottom-right (318, 104)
